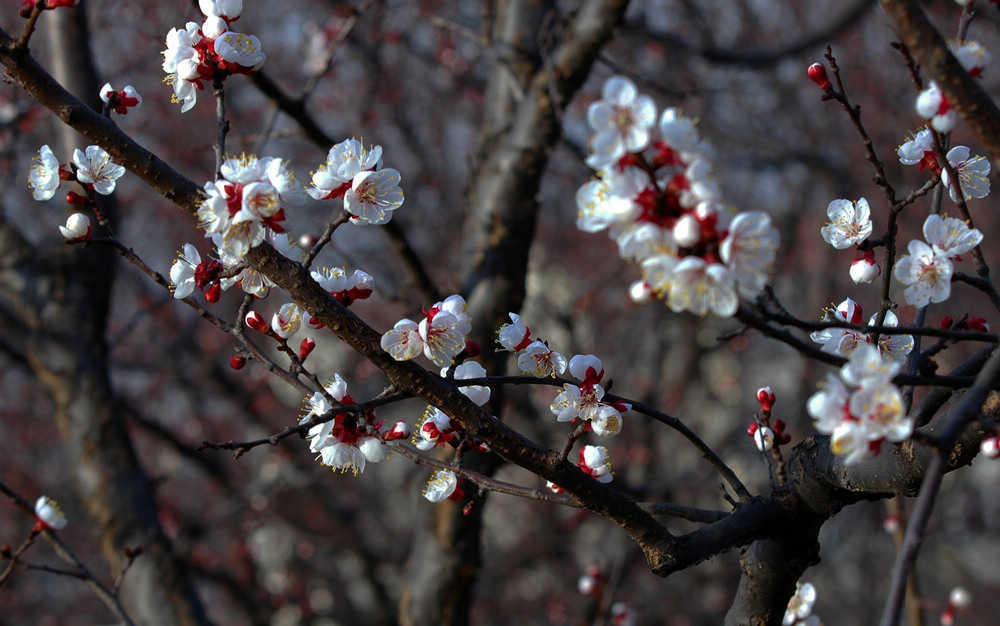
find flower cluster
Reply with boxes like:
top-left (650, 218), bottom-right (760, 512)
top-left (915, 41), bottom-right (990, 132)
top-left (496, 313), bottom-right (567, 377)
top-left (300, 375), bottom-right (389, 475)
top-left (783, 581), bottom-right (818, 626)
top-left (162, 0), bottom-right (265, 112)
top-left (819, 197), bottom-right (885, 284)
top-left (575, 75), bottom-right (780, 317)
top-left (381, 295), bottom-right (471, 368)
top-left (807, 344), bottom-right (911, 464)
top-left (28, 144), bottom-right (125, 202)
top-left (550, 355), bottom-right (630, 436)
top-left (893, 214), bottom-right (983, 307)
top-left (310, 266), bottom-right (374, 305)
top-left (197, 154), bottom-right (303, 259)
top-left (308, 138), bottom-right (404, 225)
top-left (810, 298), bottom-right (913, 363)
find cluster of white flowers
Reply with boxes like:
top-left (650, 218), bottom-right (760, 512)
top-left (196, 154), bottom-right (304, 259)
top-left (381, 294), bottom-right (471, 368)
top-left (308, 138), bottom-right (405, 225)
top-left (783, 581), bottom-right (819, 625)
top-left (550, 355), bottom-right (630, 436)
top-left (576, 75), bottom-right (780, 317)
top-left (893, 214), bottom-right (983, 307)
top-left (810, 298), bottom-right (913, 363)
top-left (808, 344), bottom-right (911, 465)
top-left (162, 0), bottom-right (265, 112)
top-left (496, 313), bottom-right (568, 377)
top-left (915, 40), bottom-right (990, 132)
top-left (299, 374), bottom-right (389, 475)
top-left (28, 144), bottom-right (125, 201)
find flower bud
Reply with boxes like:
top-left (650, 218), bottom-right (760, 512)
top-left (58, 213), bottom-right (91, 243)
top-left (34, 496), bottom-right (68, 530)
top-left (980, 435), bottom-right (1000, 459)
top-left (229, 354), bottom-right (247, 370)
top-left (807, 63), bottom-right (831, 90)
top-left (204, 282), bottom-right (221, 303)
top-left (384, 420), bottom-right (411, 441)
top-left (629, 280), bottom-right (654, 303)
top-left (756, 387), bottom-right (776, 412)
top-left (298, 337), bottom-right (316, 361)
top-left (464, 340), bottom-right (481, 358)
top-left (673, 213), bottom-right (702, 248)
top-left (949, 586), bottom-right (972, 609)
top-left (836, 298), bottom-right (864, 324)
top-left (245, 311), bottom-right (270, 333)
top-left (850, 254), bottom-right (881, 284)
top-left (753, 426), bottom-right (775, 452)
top-left (66, 190), bottom-right (88, 206)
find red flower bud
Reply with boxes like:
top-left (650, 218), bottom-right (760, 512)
top-left (464, 340), bottom-right (481, 358)
top-left (245, 311), bottom-right (270, 333)
top-left (298, 337), bottom-right (316, 361)
top-left (66, 190), bottom-right (88, 205)
top-left (204, 282), bottom-right (221, 303)
top-left (941, 316), bottom-right (954, 330)
top-left (807, 63), bottom-right (831, 90)
top-left (756, 387), bottom-right (776, 412)
top-left (230, 354), bottom-right (247, 370)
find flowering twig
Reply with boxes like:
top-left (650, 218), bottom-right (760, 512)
top-left (879, 348), bottom-right (1000, 626)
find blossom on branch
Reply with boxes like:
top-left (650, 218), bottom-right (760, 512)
top-left (99, 83), bottom-right (141, 115)
top-left (893, 241), bottom-right (954, 307)
top-left (578, 445), bottom-right (613, 483)
top-left (897, 128), bottom-right (937, 170)
top-left (302, 375), bottom-right (388, 475)
top-left (72, 146), bottom-right (125, 195)
top-left (574, 78), bottom-right (780, 317)
top-left (28, 145), bottom-right (62, 201)
top-left (820, 198), bottom-right (872, 249)
top-left (585, 76), bottom-right (656, 170)
top-left (161, 2), bottom-right (264, 113)
top-left (423, 469), bottom-right (460, 503)
top-left (34, 495), bottom-right (68, 530)
top-left (58, 213), bottom-right (91, 243)
top-left (940, 146), bottom-right (991, 202)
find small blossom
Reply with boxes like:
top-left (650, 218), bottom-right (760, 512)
top-left (585, 76), bottom-right (656, 169)
top-left (381, 318), bottom-right (423, 361)
top-left (100, 83), bottom-right (141, 115)
top-left (821, 198), bottom-right (872, 249)
top-left (751, 425), bottom-right (775, 451)
top-left (271, 303), bottom-right (302, 339)
top-left (199, 0), bottom-right (242, 19)
top-left (58, 213), bottom-right (91, 243)
top-left (923, 213), bottom-right (983, 256)
top-left (949, 40), bottom-right (990, 77)
top-left (28, 145), bottom-right (62, 201)
top-left (497, 312), bottom-right (531, 352)
top-left (169, 243), bottom-right (202, 299)
top-left (981, 435), bottom-right (1000, 459)
top-left (893, 240), bottom-right (954, 307)
top-left (517, 341), bottom-right (568, 377)
top-left (214, 32), bottom-right (266, 71)
top-left (940, 146), bottom-right (991, 202)
top-left (34, 496), bottom-right (68, 530)
top-left (344, 169), bottom-right (404, 225)
top-left (308, 139), bottom-right (383, 200)
top-left (72, 146), bottom-right (126, 195)
top-left (424, 469), bottom-right (459, 502)
top-left (898, 128), bottom-right (937, 170)
top-left (447, 361), bottom-right (491, 406)
top-left (578, 445), bottom-right (613, 483)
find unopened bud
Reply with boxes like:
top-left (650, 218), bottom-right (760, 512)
top-left (298, 337), bottom-right (316, 361)
top-left (385, 421), bottom-right (411, 441)
top-left (980, 436), bottom-right (1000, 459)
top-left (204, 282), bottom-right (221, 303)
top-left (230, 354), bottom-right (247, 370)
top-left (756, 387), bottom-right (776, 412)
top-left (850, 254), bottom-right (881, 284)
top-left (245, 311), bottom-right (270, 333)
top-left (807, 63), bottom-right (831, 90)
top-left (66, 190), bottom-right (88, 206)
top-left (949, 586), bottom-right (972, 609)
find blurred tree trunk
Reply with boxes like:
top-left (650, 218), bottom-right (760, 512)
top-left (0, 5), bottom-right (210, 625)
top-left (399, 2), bottom-right (629, 624)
